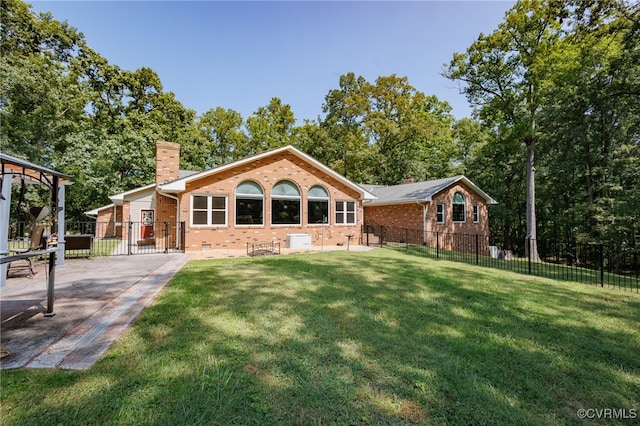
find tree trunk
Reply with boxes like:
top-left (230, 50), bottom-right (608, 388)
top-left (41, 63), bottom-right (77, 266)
top-left (525, 135), bottom-right (540, 261)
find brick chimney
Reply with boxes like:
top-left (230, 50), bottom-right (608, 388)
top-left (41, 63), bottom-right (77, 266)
top-left (155, 141), bottom-right (181, 185)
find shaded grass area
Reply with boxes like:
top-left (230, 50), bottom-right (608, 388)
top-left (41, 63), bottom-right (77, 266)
top-left (390, 242), bottom-right (639, 291)
top-left (2, 250), bottom-right (639, 425)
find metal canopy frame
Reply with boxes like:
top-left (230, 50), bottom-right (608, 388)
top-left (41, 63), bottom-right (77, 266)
top-left (1, 153), bottom-right (72, 317)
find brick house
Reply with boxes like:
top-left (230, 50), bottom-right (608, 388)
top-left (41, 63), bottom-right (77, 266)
top-left (361, 177), bottom-right (497, 250)
top-left (87, 141), bottom-right (376, 251)
top-left (87, 142), bottom-right (495, 253)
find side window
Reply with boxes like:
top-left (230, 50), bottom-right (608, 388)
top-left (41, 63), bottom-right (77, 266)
top-left (473, 205), bottom-right (480, 223)
top-left (335, 200), bottom-right (356, 225)
top-left (308, 185), bottom-right (329, 224)
top-left (235, 181), bottom-right (263, 225)
top-left (436, 203), bottom-right (445, 223)
top-left (452, 192), bottom-right (466, 222)
top-left (271, 180), bottom-right (301, 225)
top-left (191, 195), bottom-right (227, 226)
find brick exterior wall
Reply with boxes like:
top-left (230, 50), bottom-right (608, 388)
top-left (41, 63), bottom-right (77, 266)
top-left (363, 181), bottom-right (490, 252)
top-left (174, 150), bottom-right (363, 251)
top-left (155, 141), bottom-right (181, 185)
top-left (364, 203), bottom-right (424, 230)
top-left (155, 194), bottom-right (178, 250)
top-left (95, 205), bottom-right (123, 238)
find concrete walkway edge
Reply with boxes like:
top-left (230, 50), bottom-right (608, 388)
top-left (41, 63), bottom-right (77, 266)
top-left (25, 254), bottom-right (190, 370)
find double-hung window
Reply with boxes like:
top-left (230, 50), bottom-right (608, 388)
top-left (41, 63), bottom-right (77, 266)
top-left (308, 185), bottom-right (329, 224)
top-left (436, 203), bottom-right (445, 223)
top-left (236, 181), bottom-right (264, 225)
top-left (191, 195), bottom-right (227, 226)
top-left (271, 180), bottom-right (301, 225)
top-left (473, 205), bottom-right (480, 223)
top-left (335, 200), bottom-right (356, 225)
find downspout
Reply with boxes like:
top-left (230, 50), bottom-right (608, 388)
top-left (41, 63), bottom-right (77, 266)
top-left (159, 191), bottom-right (181, 250)
top-left (112, 204), bottom-right (117, 238)
top-left (416, 200), bottom-right (428, 245)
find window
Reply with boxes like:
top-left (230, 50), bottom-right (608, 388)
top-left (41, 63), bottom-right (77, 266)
top-left (308, 185), bottom-right (329, 224)
top-left (236, 181), bottom-right (263, 225)
top-left (271, 180), bottom-right (301, 225)
top-left (453, 192), bottom-right (466, 222)
top-left (335, 200), bottom-right (356, 225)
top-left (191, 195), bottom-right (227, 226)
top-left (436, 203), bottom-right (445, 223)
top-left (473, 205), bottom-right (480, 223)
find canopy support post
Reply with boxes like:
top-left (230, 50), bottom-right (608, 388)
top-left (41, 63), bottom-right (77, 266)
top-left (1, 172), bottom-right (13, 289)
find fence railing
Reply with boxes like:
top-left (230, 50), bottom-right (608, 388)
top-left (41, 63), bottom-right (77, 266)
top-left (8, 221), bottom-right (186, 257)
top-left (363, 223), bottom-right (639, 292)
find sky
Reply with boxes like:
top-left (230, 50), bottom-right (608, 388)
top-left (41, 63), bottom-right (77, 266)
top-left (30, 1), bottom-right (516, 123)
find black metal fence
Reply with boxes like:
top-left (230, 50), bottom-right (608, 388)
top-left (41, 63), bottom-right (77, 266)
top-left (9, 221), bottom-right (185, 258)
top-left (363, 223), bottom-right (639, 292)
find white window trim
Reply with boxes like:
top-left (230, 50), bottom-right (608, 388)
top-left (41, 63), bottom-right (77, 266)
top-left (436, 203), bottom-right (445, 224)
top-left (235, 193), bottom-right (264, 227)
top-left (235, 181), bottom-right (265, 227)
top-left (335, 200), bottom-right (357, 225)
top-left (307, 186), bottom-right (330, 226)
top-left (453, 193), bottom-right (466, 223)
top-left (473, 205), bottom-right (480, 223)
top-left (271, 181), bottom-right (302, 226)
top-left (271, 196), bottom-right (302, 226)
top-left (190, 194), bottom-right (228, 227)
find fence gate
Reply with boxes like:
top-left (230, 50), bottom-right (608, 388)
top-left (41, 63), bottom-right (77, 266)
top-left (7, 221), bottom-right (186, 258)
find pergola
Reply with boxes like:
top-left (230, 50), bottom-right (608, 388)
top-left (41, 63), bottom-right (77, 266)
top-left (0, 153), bottom-right (72, 316)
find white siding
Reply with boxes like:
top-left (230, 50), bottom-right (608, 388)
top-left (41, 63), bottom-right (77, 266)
top-left (128, 190), bottom-right (155, 222)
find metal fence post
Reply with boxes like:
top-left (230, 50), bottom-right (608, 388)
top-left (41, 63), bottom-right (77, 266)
top-left (527, 237), bottom-right (532, 275)
top-left (127, 221), bottom-right (132, 255)
top-left (600, 244), bottom-right (604, 287)
top-left (436, 232), bottom-right (440, 259)
top-left (406, 228), bottom-right (409, 252)
top-left (164, 221), bottom-right (169, 253)
top-left (475, 234), bottom-right (479, 265)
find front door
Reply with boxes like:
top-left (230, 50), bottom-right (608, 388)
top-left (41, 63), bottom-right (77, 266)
top-left (141, 210), bottom-right (154, 239)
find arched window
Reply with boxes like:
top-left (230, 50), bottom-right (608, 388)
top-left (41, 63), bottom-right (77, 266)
top-left (236, 181), bottom-right (263, 225)
top-left (452, 191), bottom-right (466, 222)
top-left (308, 185), bottom-right (329, 224)
top-left (271, 180), bottom-right (301, 225)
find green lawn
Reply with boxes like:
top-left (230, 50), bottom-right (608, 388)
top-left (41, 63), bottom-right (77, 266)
top-left (2, 249), bottom-right (639, 425)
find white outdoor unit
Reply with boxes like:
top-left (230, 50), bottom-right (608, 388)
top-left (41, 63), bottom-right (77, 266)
top-left (287, 233), bottom-right (311, 249)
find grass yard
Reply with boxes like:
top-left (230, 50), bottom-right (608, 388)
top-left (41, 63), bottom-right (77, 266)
top-left (1, 249), bottom-right (639, 425)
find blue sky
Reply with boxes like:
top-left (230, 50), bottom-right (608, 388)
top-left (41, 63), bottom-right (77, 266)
top-left (30, 1), bottom-right (515, 123)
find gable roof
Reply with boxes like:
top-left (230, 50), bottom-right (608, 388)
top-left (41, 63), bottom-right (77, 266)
top-left (361, 175), bottom-right (497, 206)
top-left (159, 145), bottom-right (377, 200)
top-left (109, 183), bottom-right (156, 205)
top-left (85, 203), bottom-right (114, 216)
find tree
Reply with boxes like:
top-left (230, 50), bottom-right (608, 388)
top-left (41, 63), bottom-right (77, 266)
top-left (451, 118), bottom-right (491, 175)
top-left (244, 97), bottom-right (296, 156)
top-left (320, 73), bottom-right (373, 182)
top-left (320, 73), bottom-right (457, 184)
top-left (192, 107), bottom-right (247, 168)
top-left (537, 0), bottom-right (640, 246)
top-left (0, 0), bottom-right (87, 165)
top-left (444, 0), bottom-right (567, 259)
top-left (367, 75), bottom-right (457, 184)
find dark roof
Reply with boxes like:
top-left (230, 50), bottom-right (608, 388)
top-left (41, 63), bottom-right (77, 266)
top-left (178, 169), bottom-right (199, 179)
top-left (361, 175), bottom-right (497, 206)
top-left (1, 153), bottom-right (71, 181)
